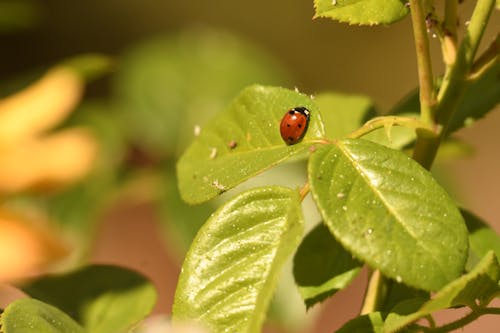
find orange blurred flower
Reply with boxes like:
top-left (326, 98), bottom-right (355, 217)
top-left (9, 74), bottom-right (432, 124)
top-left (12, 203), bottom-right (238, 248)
top-left (0, 65), bottom-right (98, 193)
top-left (0, 61), bottom-right (104, 282)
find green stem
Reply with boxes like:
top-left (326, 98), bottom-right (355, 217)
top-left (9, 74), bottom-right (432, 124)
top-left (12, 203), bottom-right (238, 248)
top-left (347, 115), bottom-right (433, 139)
top-left (412, 0), bottom-right (496, 168)
top-left (469, 33), bottom-right (499, 80)
top-left (360, 270), bottom-right (389, 315)
top-left (420, 307), bottom-right (500, 332)
top-left (409, 0), bottom-right (436, 125)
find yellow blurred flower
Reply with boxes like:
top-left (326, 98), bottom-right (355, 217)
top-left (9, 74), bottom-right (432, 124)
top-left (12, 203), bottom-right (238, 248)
top-left (0, 65), bottom-right (98, 192)
top-left (0, 60), bottom-right (105, 282)
top-left (0, 209), bottom-right (68, 283)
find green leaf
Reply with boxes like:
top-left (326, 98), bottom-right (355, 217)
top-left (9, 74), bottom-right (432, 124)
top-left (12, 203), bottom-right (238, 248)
top-left (448, 61), bottom-right (500, 133)
top-left (381, 283), bottom-right (429, 313)
top-left (463, 209), bottom-right (500, 271)
top-left (390, 61), bottom-right (500, 134)
top-left (314, 92), bottom-right (376, 139)
top-left (172, 186), bottom-right (304, 333)
top-left (22, 265), bottom-right (157, 333)
top-left (313, 0), bottom-right (409, 25)
top-left (113, 30), bottom-right (289, 156)
top-left (308, 139), bottom-right (468, 291)
top-left (384, 251), bottom-right (500, 333)
top-left (159, 166), bottom-right (214, 254)
top-left (0, 298), bottom-right (84, 333)
top-left (177, 85), bottom-right (325, 204)
top-left (293, 223), bottom-right (362, 308)
top-left (61, 54), bottom-right (114, 82)
top-left (335, 312), bottom-right (384, 333)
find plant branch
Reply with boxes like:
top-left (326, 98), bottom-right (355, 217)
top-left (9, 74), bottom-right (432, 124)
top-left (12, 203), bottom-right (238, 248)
top-left (420, 307), bottom-right (500, 332)
top-left (463, 0), bottom-right (497, 66)
top-left (347, 116), bottom-right (433, 139)
top-left (360, 270), bottom-right (389, 315)
top-left (409, 0), bottom-right (436, 125)
top-left (469, 33), bottom-right (499, 79)
top-left (413, 0), bottom-right (496, 169)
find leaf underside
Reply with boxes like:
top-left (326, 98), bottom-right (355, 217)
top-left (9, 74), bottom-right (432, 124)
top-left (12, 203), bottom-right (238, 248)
top-left (172, 186), bottom-right (304, 333)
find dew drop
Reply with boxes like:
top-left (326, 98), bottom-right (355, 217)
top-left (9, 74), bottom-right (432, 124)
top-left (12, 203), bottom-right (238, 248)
top-left (194, 125), bottom-right (201, 136)
top-left (396, 275), bottom-right (403, 283)
top-left (366, 228), bottom-right (374, 235)
top-left (342, 205), bottom-right (347, 211)
top-left (337, 192), bottom-right (345, 198)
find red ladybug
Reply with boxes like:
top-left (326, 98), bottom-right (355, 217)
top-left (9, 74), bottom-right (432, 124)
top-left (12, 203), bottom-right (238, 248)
top-left (280, 106), bottom-right (310, 145)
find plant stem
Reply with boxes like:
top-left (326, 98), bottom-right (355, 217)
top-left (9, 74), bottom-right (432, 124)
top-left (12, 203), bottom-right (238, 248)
top-left (360, 270), bottom-right (389, 315)
top-left (420, 307), bottom-right (500, 332)
top-left (412, 0), bottom-right (496, 168)
top-left (347, 115), bottom-right (433, 139)
top-left (469, 33), bottom-right (499, 79)
top-left (409, 0), bottom-right (436, 125)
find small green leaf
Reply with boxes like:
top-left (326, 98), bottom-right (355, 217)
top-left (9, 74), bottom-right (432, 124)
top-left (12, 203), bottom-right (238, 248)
top-left (177, 85), bottom-right (324, 204)
top-left (390, 62), bottom-right (500, 134)
top-left (22, 265), bottom-right (157, 333)
top-left (293, 223), bottom-right (362, 308)
top-left (449, 61), bottom-right (500, 133)
top-left (61, 54), bottom-right (114, 82)
top-left (159, 166), bottom-right (214, 254)
top-left (335, 312), bottom-right (384, 333)
top-left (172, 186), bottom-right (304, 333)
top-left (434, 138), bottom-right (474, 163)
top-left (308, 139), bottom-right (468, 291)
top-left (314, 92), bottom-right (376, 139)
top-left (384, 251), bottom-right (500, 333)
top-left (313, 0), bottom-right (409, 25)
top-left (463, 209), bottom-right (500, 271)
top-left (382, 283), bottom-right (429, 313)
top-left (0, 298), bottom-right (84, 333)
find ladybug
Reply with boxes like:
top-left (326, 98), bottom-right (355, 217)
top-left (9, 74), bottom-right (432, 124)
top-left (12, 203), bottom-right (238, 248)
top-left (280, 106), bottom-right (310, 145)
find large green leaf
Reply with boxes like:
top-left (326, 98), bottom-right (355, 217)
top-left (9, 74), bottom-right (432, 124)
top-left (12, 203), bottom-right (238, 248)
top-left (293, 223), bottom-right (362, 308)
top-left (177, 85), bottom-right (325, 204)
top-left (113, 30), bottom-right (288, 156)
top-left (313, 0), bottom-right (409, 25)
top-left (463, 209), bottom-right (500, 270)
top-left (384, 251), bottom-right (500, 333)
top-left (22, 265), bottom-right (157, 333)
top-left (172, 186), bottom-right (304, 333)
top-left (308, 139), bottom-right (468, 291)
top-left (0, 298), bottom-right (84, 333)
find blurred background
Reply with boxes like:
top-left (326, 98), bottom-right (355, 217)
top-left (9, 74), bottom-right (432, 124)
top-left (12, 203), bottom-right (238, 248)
top-left (0, 0), bottom-right (498, 332)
